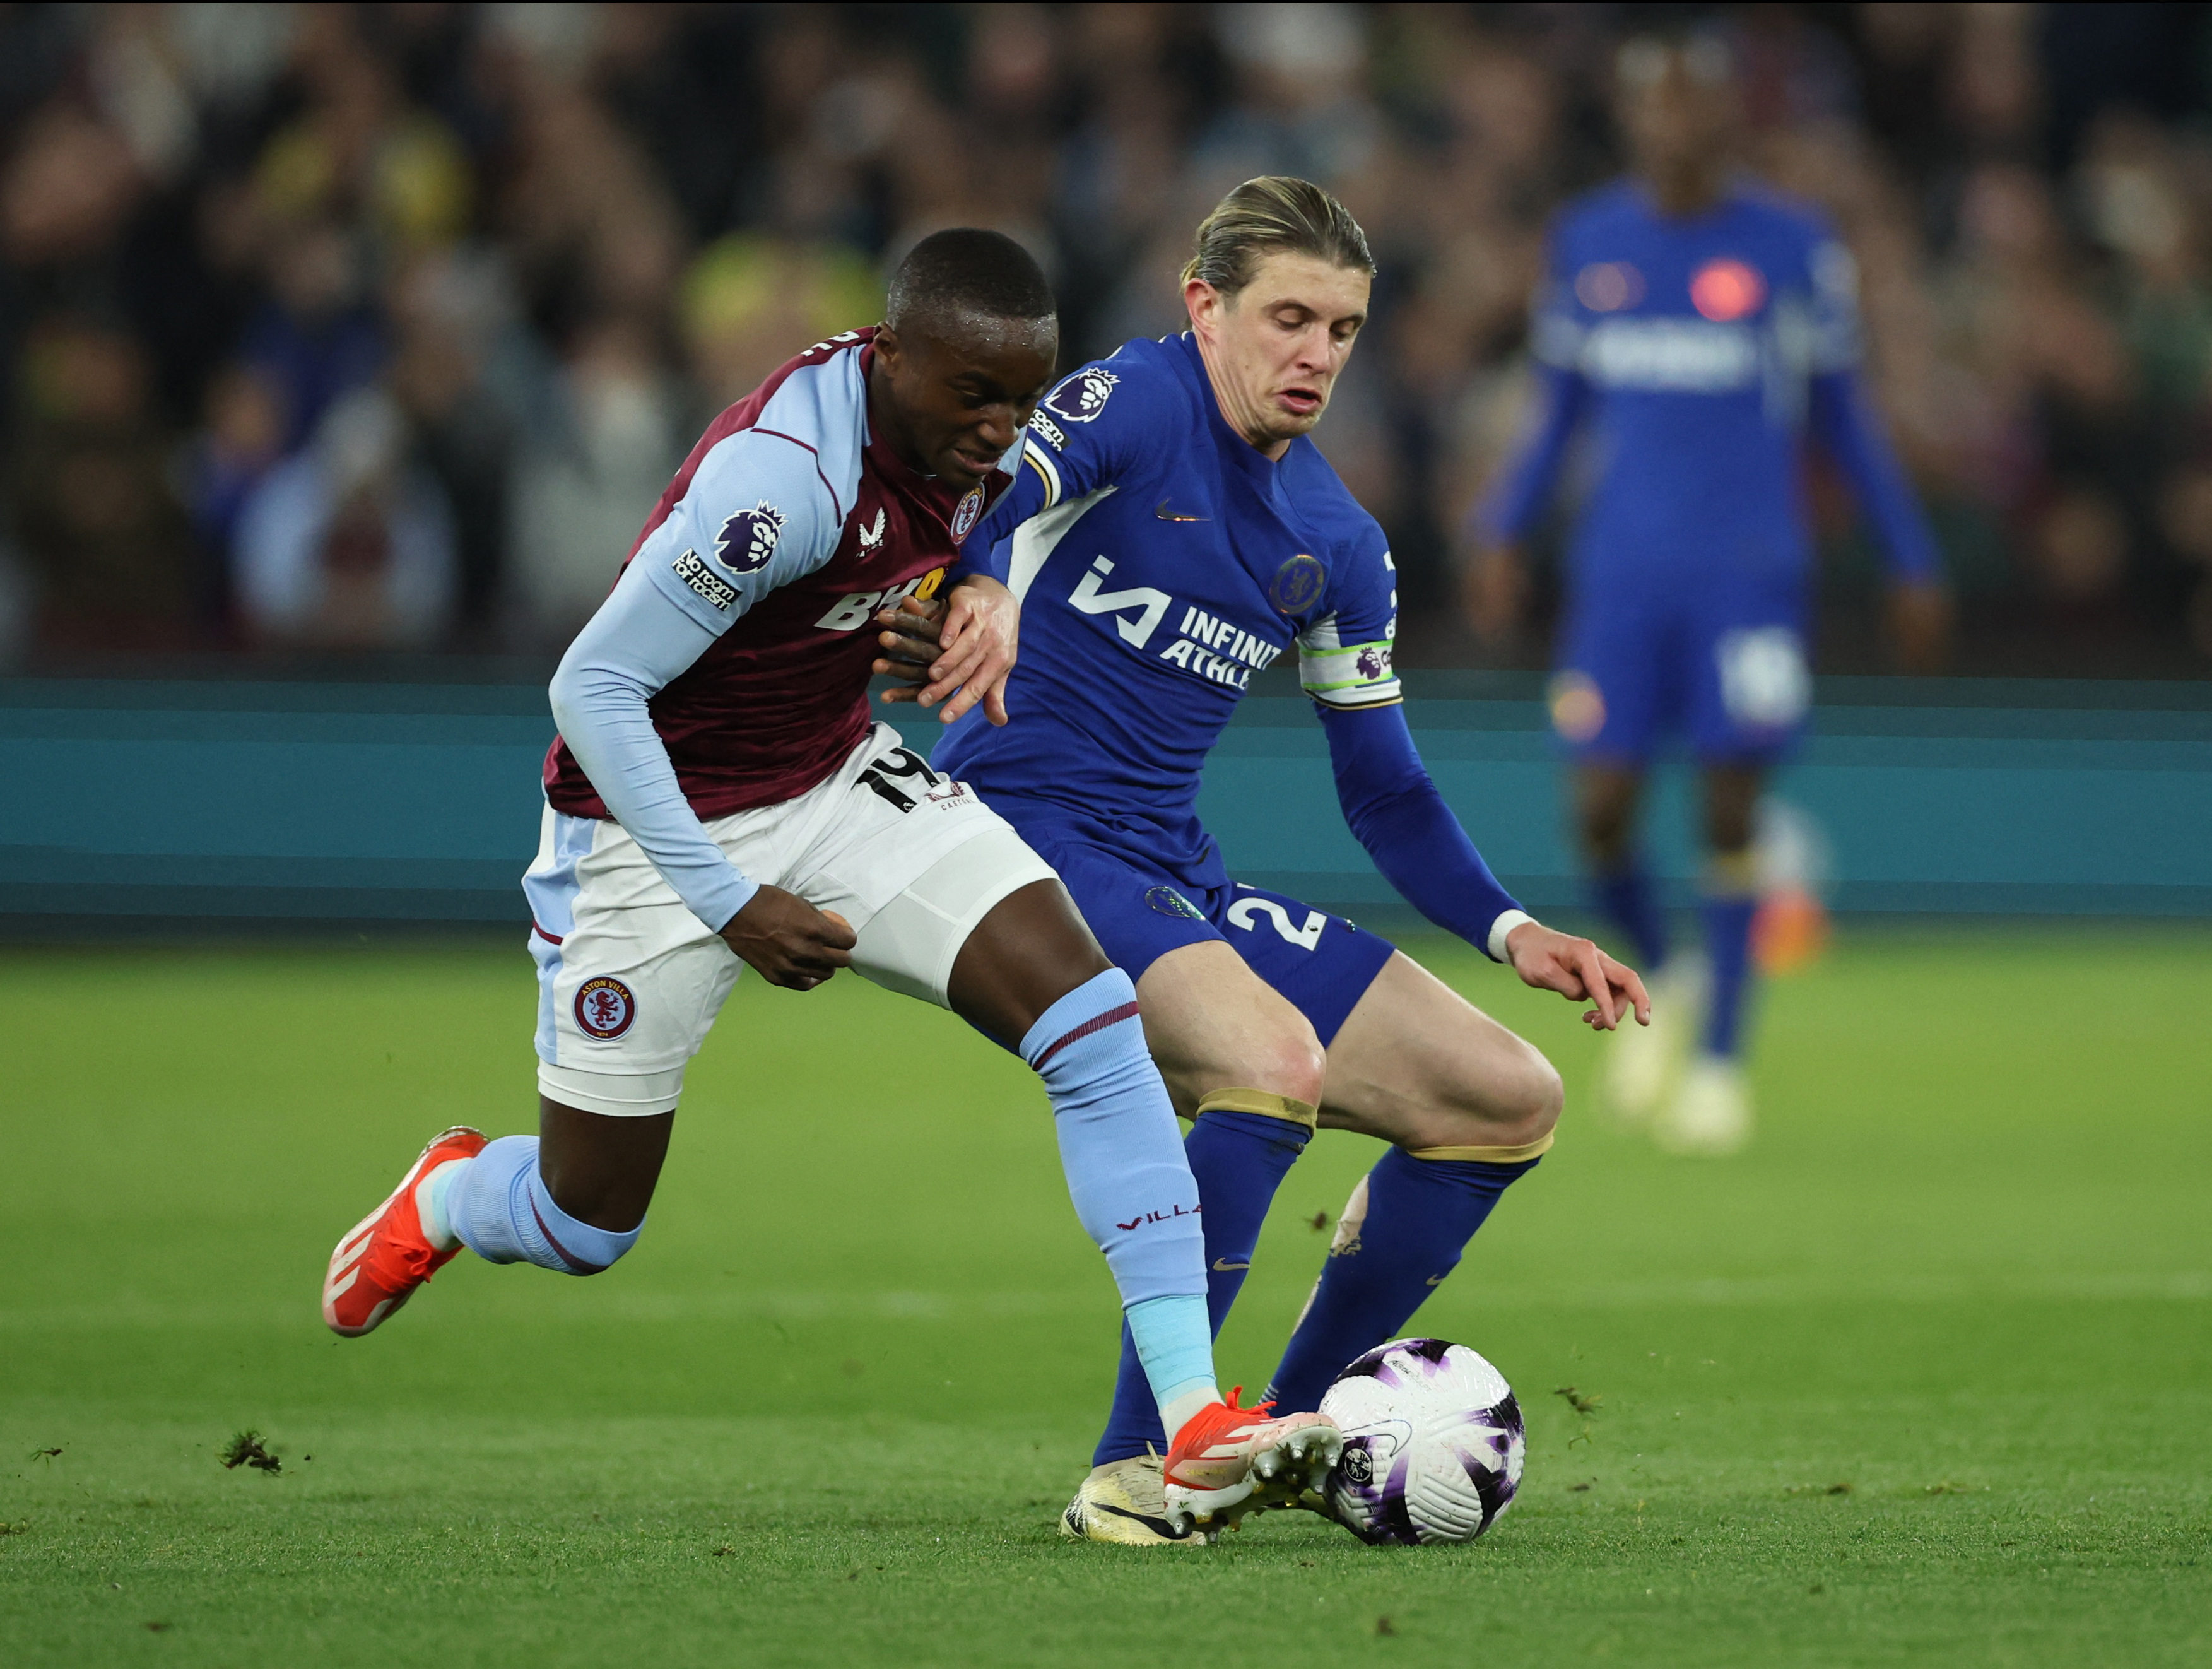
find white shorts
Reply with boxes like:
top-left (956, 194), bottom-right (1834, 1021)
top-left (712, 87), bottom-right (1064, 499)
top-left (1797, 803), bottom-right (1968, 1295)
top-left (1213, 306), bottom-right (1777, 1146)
top-left (523, 722), bottom-right (1057, 1117)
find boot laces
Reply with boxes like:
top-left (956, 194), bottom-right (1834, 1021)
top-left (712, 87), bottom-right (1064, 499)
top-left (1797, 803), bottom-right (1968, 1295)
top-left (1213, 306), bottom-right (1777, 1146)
top-left (363, 1218), bottom-right (439, 1289)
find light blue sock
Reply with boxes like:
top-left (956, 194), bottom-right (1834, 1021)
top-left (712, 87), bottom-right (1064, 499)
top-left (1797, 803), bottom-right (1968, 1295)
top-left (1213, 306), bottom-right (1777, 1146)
top-left (422, 1159), bottom-right (467, 1246)
top-left (1126, 1292), bottom-right (1215, 1422)
top-left (1020, 969), bottom-right (1215, 1428)
top-left (449, 1134), bottom-right (642, 1275)
top-left (1093, 1106), bottom-right (1311, 1463)
top-left (1019, 969), bottom-right (1208, 1310)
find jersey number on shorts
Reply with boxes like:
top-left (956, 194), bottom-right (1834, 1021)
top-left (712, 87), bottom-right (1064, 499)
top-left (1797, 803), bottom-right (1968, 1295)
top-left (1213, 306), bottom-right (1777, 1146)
top-left (1227, 896), bottom-right (1326, 951)
top-left (859, 746), bottom-right (944, 812)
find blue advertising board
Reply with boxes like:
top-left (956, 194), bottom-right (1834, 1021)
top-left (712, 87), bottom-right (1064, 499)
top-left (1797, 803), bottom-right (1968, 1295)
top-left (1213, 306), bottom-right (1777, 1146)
top-left (4, 676), bottom-right (2208, 923)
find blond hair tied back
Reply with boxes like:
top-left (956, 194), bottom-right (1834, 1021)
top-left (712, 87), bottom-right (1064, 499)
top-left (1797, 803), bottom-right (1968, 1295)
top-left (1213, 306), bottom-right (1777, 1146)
top-left (1180, 176), bottom-right (1375, 297)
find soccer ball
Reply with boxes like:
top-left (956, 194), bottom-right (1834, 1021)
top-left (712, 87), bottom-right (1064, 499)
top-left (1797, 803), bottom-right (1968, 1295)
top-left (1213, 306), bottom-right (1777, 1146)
top-left (1318, 1338), bottom-right (1525, 1545)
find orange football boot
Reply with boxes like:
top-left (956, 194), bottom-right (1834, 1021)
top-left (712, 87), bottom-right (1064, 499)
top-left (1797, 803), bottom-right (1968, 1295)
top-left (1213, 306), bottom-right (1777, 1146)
top-left (322, 1126), bottom-right (486, 1336)
top-left (1161, 1388), bottom-right (1341, 1533)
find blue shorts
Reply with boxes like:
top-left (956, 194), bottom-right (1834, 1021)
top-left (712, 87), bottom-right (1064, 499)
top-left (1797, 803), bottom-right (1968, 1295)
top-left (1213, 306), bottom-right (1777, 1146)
top-left (1554, 578), bottom-right (1810, 765)
top-left (1016, 818), bottom-right (1397, 1048)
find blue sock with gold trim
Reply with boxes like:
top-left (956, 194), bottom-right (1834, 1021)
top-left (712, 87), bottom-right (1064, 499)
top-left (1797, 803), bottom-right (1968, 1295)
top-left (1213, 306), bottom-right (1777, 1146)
top-left (1593, 859), bottom-right (1668, 971)
top-left (1090, 1094), bottom-right (1314, 1466)
top-left (1264, 1143), bottom-right (1543, 1415)
top-left (1701, 852), bottom-right (1759, 1058)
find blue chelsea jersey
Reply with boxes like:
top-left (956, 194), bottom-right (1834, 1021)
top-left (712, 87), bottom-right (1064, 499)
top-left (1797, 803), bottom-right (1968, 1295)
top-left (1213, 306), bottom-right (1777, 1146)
top-left (1481, 180), bottom-right (1938, 589)
top-left (935, 333), bottom-right (1403, 887)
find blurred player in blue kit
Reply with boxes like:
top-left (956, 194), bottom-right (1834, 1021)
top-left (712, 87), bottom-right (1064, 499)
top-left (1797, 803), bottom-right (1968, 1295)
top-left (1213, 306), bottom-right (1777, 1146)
top-left (888, 179), bottom-right (1649, 1543)
top-left (1468, 33), bottom-right (1946, 1152)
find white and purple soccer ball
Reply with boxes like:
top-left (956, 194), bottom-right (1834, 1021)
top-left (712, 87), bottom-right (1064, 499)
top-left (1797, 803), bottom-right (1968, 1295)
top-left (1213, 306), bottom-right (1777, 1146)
top-left (1319, 1338), bottom-right (1525, 1545)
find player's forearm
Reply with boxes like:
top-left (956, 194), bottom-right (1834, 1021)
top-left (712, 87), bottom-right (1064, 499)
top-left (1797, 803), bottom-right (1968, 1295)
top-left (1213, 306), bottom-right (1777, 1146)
top-left (1319, 705), bottom-right (1526, 960)
top-left (550, 567), bottom-right (758, 933)
top-left (1809, 370), bottom-right (1941, 583)
top-left (1351, 786), bottom-right (1529, 960)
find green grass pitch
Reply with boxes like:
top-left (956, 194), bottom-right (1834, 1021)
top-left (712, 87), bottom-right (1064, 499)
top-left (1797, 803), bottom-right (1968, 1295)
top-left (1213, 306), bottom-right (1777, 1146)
top-left (1, 928), bottom-right (2207, 1666)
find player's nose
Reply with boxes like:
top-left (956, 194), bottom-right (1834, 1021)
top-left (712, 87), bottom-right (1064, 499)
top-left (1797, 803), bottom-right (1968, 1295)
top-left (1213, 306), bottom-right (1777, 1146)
top-left (973, 404), bottom-right (1020, 451)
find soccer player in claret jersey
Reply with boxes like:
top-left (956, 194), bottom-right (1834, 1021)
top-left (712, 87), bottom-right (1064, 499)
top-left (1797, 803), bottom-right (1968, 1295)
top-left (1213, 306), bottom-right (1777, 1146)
top-left (1468, 33), bottom-right (1946, 1154)
top-left (891, 181), bottom-right (1649, 1545)
top-left (319, 230), bottom-right (1340, 1535)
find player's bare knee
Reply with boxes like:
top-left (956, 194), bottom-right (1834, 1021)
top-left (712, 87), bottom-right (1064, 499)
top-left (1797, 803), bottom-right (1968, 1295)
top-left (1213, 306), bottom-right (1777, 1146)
top-left (1508, 1049), bottom-right (1566, 1140)
top-left (1580, 801), bottom-right (1635, 868)
top-left (1576, 767), bottom-right (1645, 870)
top-left (1706, 810), bottom-right (1755, 856)
top-left (1702, 767), bottom-right (1762, 854)
top-left (1235, 1021), bottom-right (1327, 1109)
top-left (538, 1102), bottom-right (668, 1237)
top-left (547, 1189), bottom-right (648, 1244)
top-left (1430, 1039), bottom-right (1561, 1150)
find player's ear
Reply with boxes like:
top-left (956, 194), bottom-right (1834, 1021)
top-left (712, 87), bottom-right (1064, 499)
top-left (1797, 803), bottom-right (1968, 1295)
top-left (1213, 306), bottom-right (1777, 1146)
top-left (1184, 278), bottom-right (1220, 332)
top-left (874, 324), bottom-right (903, 375)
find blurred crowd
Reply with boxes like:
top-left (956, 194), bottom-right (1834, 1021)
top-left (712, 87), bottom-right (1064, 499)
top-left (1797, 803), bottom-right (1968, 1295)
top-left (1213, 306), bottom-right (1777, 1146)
top-left (3, 1), bottom-right (2212, 673)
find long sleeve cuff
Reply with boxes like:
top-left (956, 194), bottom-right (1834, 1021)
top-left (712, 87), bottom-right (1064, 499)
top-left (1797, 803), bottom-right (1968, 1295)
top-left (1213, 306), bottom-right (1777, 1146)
top-left (1485, 909), bottom-right (1536, 964)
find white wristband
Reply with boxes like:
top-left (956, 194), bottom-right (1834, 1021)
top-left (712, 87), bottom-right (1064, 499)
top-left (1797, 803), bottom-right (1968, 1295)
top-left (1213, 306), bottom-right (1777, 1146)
top-left (1486, 909), bottom-right (1537, 964)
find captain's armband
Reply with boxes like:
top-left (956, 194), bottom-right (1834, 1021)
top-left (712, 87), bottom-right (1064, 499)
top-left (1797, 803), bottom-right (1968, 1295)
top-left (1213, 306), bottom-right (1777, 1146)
top-left (1298, 635), bottom-right (1402, 710)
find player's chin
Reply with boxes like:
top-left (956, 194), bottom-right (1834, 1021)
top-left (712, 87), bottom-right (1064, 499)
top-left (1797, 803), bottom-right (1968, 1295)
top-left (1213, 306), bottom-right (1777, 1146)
top-left (937, 445), bottom-right (997, 488)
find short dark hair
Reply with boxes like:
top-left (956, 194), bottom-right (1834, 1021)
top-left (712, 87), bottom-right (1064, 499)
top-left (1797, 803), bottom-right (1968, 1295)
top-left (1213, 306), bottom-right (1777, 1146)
top-left (886, 229), bottom-right (1055, 335)
top-left (1182, 177), bottom-right (1374, 298)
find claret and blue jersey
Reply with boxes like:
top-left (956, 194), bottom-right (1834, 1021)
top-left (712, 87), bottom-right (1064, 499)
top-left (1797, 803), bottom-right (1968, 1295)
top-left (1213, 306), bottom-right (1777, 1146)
top-left (534, 327), bottom-right (1011, 936)
top-left (939, 332), bottom-right (1527, 1039)
top-left (1480, 180), bottom-right (1938, 762)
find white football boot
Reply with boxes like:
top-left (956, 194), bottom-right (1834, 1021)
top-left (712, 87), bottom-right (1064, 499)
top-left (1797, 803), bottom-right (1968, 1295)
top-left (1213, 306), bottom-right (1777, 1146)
top-left (1654, 1053), bottom-right (1753, 1155)
top-left (1604, 955), bottom-right (1703, 1123)
top-left (1161, 1389), bottom-right (1341, 1535)
top-left (1059, 1454), bottom-right (1201, 1547)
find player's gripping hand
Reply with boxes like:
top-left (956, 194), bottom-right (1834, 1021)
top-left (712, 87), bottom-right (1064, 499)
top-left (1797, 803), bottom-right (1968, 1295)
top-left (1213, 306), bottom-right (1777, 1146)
top-left (719, 887), bottom-right (856, 991)
top-left (1503, 921), bottom-right (1650, 1032)
top-left (873, 575), bottom-right (1019, 726)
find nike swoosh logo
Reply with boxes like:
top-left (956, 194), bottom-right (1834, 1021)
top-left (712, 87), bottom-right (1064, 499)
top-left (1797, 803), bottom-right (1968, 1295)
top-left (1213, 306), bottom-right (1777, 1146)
top-left (1116, 1218), bottom-right (1143, 1232)
top-left (1425, 1273), bottom-right (1449, 1286)
top-left (1092, 1502), bottom-right (1194, 1540)
top-left (1211, 1258), bottom-right (1251, 1272)
top-left (1155, 498), bottom-right (1209, 522)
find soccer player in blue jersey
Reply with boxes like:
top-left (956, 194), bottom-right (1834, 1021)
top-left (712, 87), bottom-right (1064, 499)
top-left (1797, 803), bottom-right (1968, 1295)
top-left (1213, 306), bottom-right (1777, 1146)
top-left (1469, 33), bottom-right (1946, 1153)
top-left (902, 179), bottom-right (1649, 1543)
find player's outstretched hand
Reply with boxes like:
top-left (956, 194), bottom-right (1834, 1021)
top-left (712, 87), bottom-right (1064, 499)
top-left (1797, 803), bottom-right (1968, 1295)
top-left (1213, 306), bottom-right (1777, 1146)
top-left (1503, 921), bottom-right (1650, 1032)
top-left (873, 575), bottom-right (1018, 726)
top-left (719, 887), bottom-right (856, 991)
